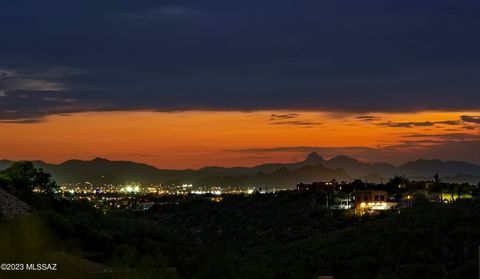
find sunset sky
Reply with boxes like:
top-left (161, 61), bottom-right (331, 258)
top-left (1, 1), bottom-right (479, 168)
top-left (1, 110), bottom-right (479, 168)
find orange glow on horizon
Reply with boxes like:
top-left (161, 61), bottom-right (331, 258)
top-left (0, 110), bottom-right (478, 168)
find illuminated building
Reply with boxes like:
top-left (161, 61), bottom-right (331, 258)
top-left (353, 190), bottom-right (396, 213)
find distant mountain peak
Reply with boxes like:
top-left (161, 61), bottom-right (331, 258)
top-left (273, 166), bottom-right (290, 174)
top-left (331, 155), bottom-right (355, 160)
top-left (304, 152), bottom-right (324, 163)
top-left (330, 155), bottom-right (360, 163)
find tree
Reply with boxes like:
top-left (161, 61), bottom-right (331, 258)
top-left (351, 179), bottom-right (366, 190)
top-left (0, 161), bottom-right (58, 197)
top-left (434, 173), bottom-right (440, 184)
top-left (0, 173), bottom-right (11, 189)
top-left (1, 161), bottom-right (37, 195)
top-left (33, 169), bottom-right (58, 196)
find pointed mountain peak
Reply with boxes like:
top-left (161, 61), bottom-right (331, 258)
top-left (273, 166), bottom-right (290, 174)
top-left (304, 152), bottom-right (324, 163)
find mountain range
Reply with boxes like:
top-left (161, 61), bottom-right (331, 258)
top-left (1, 153), bottom-right (480, 186)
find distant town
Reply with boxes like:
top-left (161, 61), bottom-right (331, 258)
top-left (49, 172), bottom-right (478, 215)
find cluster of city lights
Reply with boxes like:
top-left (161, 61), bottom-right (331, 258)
top-left (121, 185), bottom-right (141, 193)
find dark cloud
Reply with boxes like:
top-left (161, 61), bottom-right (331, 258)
top-left (0, 118), bottom-right (43, 124)
top-left (43, 97), bottom-right (77, 103)
top-left (461, 115), bottom-right (480, 124)
top-left (270, 120), bottom-right (322, 127)
top-left (230, 146), bottom-right (374, 154)
top-left (269, 113), bottom-right (321, 127)
top-left (0, 68), bottom-right (67, 94)
top-left (270, 113), bottom-right (300, 120)
top-left (356, 115), bottom-right (382, 122)
top-left (402, 133), bottom-right (480, 141)
top-left (378, 120), bottom-right (462, 128)
top-left (2, 1), bottom-right (480, 120)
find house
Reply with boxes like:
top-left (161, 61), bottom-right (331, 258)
top-left (353, 190), bottom-right (396, 213)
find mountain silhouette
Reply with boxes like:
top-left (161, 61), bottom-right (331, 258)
top-left (1, 154), bottom-right (479, 186)
top-left (398, 159), bottom-right (480, 178)
top-left (304, 152), bottom-right (325, 164)
top-left (323, 156), bottom-right (397, 178)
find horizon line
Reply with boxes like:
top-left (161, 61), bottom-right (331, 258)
top-left (1, 152), bottom-right (479, 171)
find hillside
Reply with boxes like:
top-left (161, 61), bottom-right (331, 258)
top-left (0, 188), bottom-right (30, 218)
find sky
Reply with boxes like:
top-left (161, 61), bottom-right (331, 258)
top-left (0, 1), bottom-right (479, 168)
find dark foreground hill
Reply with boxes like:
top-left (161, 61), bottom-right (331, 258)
top-left (1, 165), bottom-right (479, 279)
top-left (239, 200), bottom-right (479, 279)
top-left (29, 193), bottom-right (480, 279)
top-left (0, 187), bottom-right (30, 218)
